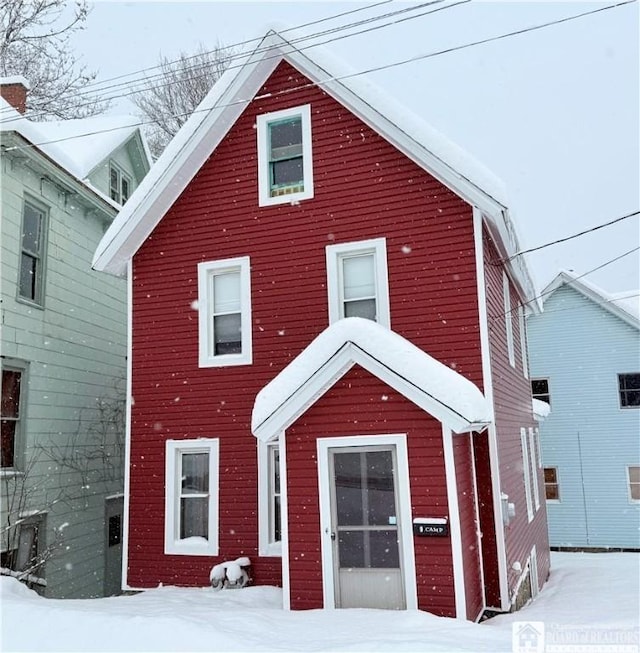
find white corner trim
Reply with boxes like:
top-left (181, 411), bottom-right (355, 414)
top-left (473, 208), bottom-right (509, 611)
top-left (442, 425), bottom-right (466, 619)
top-left (468, 432), bottom-right (487, 619)
top-left (121, 260), bottom-right (133, 591)
top-left (257, 104), bottom-right (314, 207)
top-left (325, 237), bottom-right (390, 327)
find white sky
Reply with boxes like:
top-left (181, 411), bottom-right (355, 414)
top-left (73, 1), bottom-right (639, 294)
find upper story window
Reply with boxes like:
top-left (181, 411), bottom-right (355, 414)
top-left (164, 439), bottom-right (219, 556)
top-left (503, 271), bottom-right (515, 367)
top-left (1, 365), bottom-right (24, 469)
top-left (258, 441), bottom-right (282, 556)
top-left (197, 257), bottom-right (252, 368)
top-left (618, 373), bottom-right (640, 408)
top-left (109, 163), bottom-right (132, 205)
top-left (257, 105), bottom-right (313, 206)
top-left (326, 238), bottom-right (390, 327)
top-left (18, 198), bottom-right (47, 306)
top-left (518, 305), bottom-right (529, 379)
top-left (531, 378), bottom-right (550, 405)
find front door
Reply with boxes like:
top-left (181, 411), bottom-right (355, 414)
top-left (328, 445), bottom-right (406, 609)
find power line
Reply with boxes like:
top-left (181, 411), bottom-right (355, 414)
top-left (500, 211), bottom-right (640, 263)
top-left (1, 0), bottom-right (453, 121)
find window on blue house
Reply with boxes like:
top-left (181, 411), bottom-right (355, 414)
top-left (18, 198), bottom-right (47, 305)
top-left (618, 373), bottom-right (640, 408)
top-left (531, 379), bottom-right (550, 405)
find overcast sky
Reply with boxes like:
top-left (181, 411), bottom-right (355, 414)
top-left (74, 1), bottom-right (639, 294)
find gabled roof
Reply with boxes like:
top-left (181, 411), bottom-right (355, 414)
top-left (91, 26), bottom-right (536, 306)
top-left (252, 318), bottom-right (492, 442)
top-left (0, 97), bottom-right (150, 205)
top-left (542, 270), bottom-right (639, 330)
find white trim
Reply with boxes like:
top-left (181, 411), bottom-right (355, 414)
top-left (442, 425), bottom-right (467, 619)
top-left (627, 465), bottom-right (640, 503)
top-left (325, 237), bottom-right (390, 327)
top-left (520, 428), bottom-right (534, 522)
top-left (121, 260), bottom-right (133, 590)
top-left (503, 270), bottom-right (515, 368)
top-left (164, 438), bottom-right (220, 556)
top-left (279, 431), bottom-right (291, 609)
top-left (518, 305), bottom-right (529, 379)
top-left (257, 439), bottom-right (282, 556)
top-left (468, 432), bottom-right (487, 618)
top-left (197, 256), bottom-right (252, 367)
top-left (257, 104), bottom-right (314, 206)
top-left (473, 208), bottom-right (509, 611)
top-left (529, 545), bottom-right (539, 598)
top-left (316, 434), bottom-right (417, 610)
top-left (528, 427), bottom-right (540, 511)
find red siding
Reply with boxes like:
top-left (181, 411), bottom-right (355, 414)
top-left (453, 433), bottom-right (484, 620)
top-left (127, 60), bottom-right (485, 593)
top-left (286, 366), bottom-right (455, 616)
top-left (483, 226), bottom-right (550, 598)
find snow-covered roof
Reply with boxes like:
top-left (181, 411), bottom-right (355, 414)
top-left (532, 398), bottom-right (551, 421)
top-left (0, 76), bottom-right (30, 89)
top-left (0, 97), bottom-right (148, 201)
top-left (92, 26), bottom-right (537, 307)
top-left (542, 270), bottom-right (639, 330)
top-left (252, 317), bottom-right (492, 442)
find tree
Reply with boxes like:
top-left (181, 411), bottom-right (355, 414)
top-left (132, 43), bottom-right (235, 158)
top-left (0, 0), bottom-right (108, 119)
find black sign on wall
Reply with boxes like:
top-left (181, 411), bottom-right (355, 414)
top-left (413, 520), bottom-right (448, 537)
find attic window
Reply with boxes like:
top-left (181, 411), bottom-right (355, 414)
top-left (257, 105), bottom-right (313, 207)
top-left (109, 163), bottom-right (132, 205)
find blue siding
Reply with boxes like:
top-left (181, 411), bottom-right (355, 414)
top-left (528, 284), bottom-right (640, 548)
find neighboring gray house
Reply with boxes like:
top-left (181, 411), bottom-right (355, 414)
top-left (527, 271), bottom-right (640, 549)
top-left (0, 78), bottom-right (151, 597)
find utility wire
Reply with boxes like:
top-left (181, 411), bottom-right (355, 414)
top-left (2, 0), bottom-right (631, 151)
top-left (0, 0), bottom-right (452, 121)
top-left (500, 210), bottom-right (640, 263)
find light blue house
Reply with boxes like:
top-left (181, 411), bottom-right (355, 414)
top-left (527, 271), bottom-right (640, 549)
top-left (1, 78), bottom-right (151, 597)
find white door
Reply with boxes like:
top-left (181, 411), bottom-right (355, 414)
top-left (328, 445), bottom-right (406, 609)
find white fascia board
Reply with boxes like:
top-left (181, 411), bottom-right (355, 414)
top-left (253, 341), bottom-right (490, 443)
top-left (93, 45), bottom-right (282, 276)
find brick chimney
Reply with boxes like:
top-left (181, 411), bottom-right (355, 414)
top-left (0, 77), bottom-right (30, 114)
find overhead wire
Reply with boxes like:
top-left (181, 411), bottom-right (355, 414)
top-left (2, 0), bottom-right (632, 151)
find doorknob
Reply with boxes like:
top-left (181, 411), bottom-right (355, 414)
top-left (330, 532), bottom-right (336, 541)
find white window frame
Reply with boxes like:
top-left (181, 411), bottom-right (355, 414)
top-left (258, 439), bottom-right (282, 556)
top-left (197, 256), bottom-right (252, 368)
top-left (164, 438), bottom-right (219, 556)
top-left (528, 427), bottom-right (540, 511)
top-left (518, 305), bottom-right (529, 379)
top-left (627, 465), bottom-right (640, 503)
top-left (257, 104), bottom-right (314, 207)
top-left (520, 427), bottom-right (534, 522)
top-left (18, 196), bottom-right (48, 307)
top-left (503, 271), bottom-right (515, 367)
top-left (326, 237), bottom-right (390, 327)
top-left (544, 466), bottom-right (560, 503)
top-left (109, 162), bottom-right (132, 205)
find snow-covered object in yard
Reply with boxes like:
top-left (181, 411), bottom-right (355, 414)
top-left (209, 557), bottom-right (252, 590)
top-left (532, 398), bottom-right (551, 421)
top-left (252, 317), bottom-right (492, 441)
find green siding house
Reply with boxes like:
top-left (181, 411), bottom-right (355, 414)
top-left (0, 78), bottom-right (151, 597)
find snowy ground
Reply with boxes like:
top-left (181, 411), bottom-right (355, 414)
top-left (1, 552), bottom-right (638, 652)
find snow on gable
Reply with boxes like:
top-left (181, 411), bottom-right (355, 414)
top-left (252, 317), bottom-right (492, 441)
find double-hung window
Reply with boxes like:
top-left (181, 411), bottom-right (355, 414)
top-left (1, 365), bottom-right (24, 469)
top-left (503, 271), bottom-right (515, 367)
top-left (544, 467), bottom-right (560, 501)
top-left (165, 439), bottom-right (219, 555)
top-left (109, 163), bottom-right (131, 205)
top-left (520, 428), bottom-right (534, 521)
top-left (618, 373), bottom-right (640, 408)
top-left (628, 466), bottom-right (640, 502)
top-left (258, 441), bottom-right (282, 556)
top-left (18, 198), bottom-right (47, 305)
top-left (257, 105), bottom-right (313, 206)
top-left (197, 257), bottom-right (252, 367)
top-left (531, 378), bottom-right (550, 405)
top-left (326, 238), bottom-right (390, 327)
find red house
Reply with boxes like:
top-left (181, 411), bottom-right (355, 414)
top-left (93, 29), bottom-right (549, 620)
